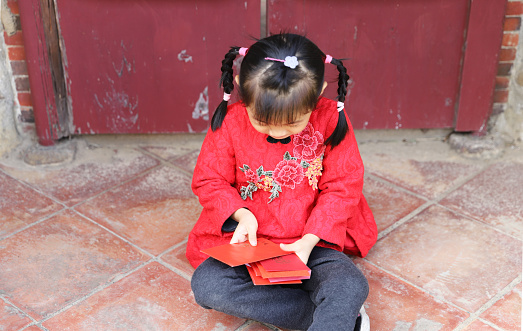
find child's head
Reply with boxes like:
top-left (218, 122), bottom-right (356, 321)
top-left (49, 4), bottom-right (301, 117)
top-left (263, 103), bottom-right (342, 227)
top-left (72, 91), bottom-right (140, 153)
top-left (212, 33), bottom-right (350, 147)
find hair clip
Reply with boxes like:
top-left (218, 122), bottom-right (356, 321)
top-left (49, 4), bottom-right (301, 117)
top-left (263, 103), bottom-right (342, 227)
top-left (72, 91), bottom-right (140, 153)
top-left (265, 56), bottom-right (299, 69)
top-left (324, 55), bottom-right (333, 64)
top-left (223, 93), bottom-right (231, 102)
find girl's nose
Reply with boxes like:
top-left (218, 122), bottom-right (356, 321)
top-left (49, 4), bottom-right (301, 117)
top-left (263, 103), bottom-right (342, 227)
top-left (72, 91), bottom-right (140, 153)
top-left (268, 127), bottom-right (288, 139)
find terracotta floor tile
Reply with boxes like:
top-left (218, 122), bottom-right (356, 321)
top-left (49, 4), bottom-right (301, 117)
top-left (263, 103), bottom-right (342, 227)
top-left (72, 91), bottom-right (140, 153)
top-left (462, 320), bottom-right (498, 330)
top-left (0, 171), bottom-right (62, 238)
top-left (364, 154), bottom-right (482, 199)
top-left (0, 210), bottom-right (148, 320)
top-left (76, 166), bottom-right (202, 255)
top-left (365, 205), bottom-right (522, 312)
top-left (0, 299), bottom-right (32, 330)
top-left (355, 259), bottom-right (468, 330)
top-left (161, 242), bottom-right (195, 277)
top-left (43, 262), bottom-right (245, 331)
top-left (441, 163), bottom-right (523, 238)
top-left (24, 326), bottom-right (45, 331)
top-left (363, 177), bottom-right (426, 233)
top-left (0, 148), bottom-right (158, 206)
top-left (480, 282), bottom-right (521, 330)
top-left (171, 150), bottom-right (200, 173)
top-left (143, 139), bottom-right (203, 161)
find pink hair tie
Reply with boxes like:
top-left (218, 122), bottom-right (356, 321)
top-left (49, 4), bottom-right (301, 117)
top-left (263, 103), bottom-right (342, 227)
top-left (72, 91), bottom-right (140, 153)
top-left (325, 55), bottom-right (333, 64)
top-left (239, 47), bottom-right (248, 56)
top-left (223, 93), bottom-right (231, 102)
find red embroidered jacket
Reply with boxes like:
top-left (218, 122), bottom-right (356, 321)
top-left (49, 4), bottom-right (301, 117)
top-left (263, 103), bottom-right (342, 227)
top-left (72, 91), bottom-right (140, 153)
top-left (186, 97), bottom-right (378, 268)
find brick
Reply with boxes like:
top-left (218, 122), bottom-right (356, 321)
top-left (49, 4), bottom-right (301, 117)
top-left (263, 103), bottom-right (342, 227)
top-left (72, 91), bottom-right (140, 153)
top-left (15, 76), bottom-right (30, 92)
top-left (495, 76), bottom-right (510, 90)
top-left (493, 89), bottom-right (509, 103)
top-left (19, 108), bottom-right (35, 123)
top-left (6, 0), bottom-right (20, 15)
top-left (502, 33), bottom-right (519, 47)
top-left (503, 17), bottom-right (521, 31)
top-left (8, 46), bottom-right (26, 61)
top-left (10, 61), bottom-right (28, 76)
top-left (17, 92), bottom-right (33, 107)
top-left (506, 1), bottom-right (523, 16)
top-left (499, 47), bottom-right (517, 62)
top-left (3, 30), bottom-right (24, 46)
top-left (498, 62), bottom-right (513, 76)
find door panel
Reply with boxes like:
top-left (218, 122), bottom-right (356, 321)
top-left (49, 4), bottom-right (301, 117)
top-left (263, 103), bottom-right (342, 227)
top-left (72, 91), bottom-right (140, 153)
top-left (55, 0), bottom-right (260, 134)
top-left (267, 0), bottom-right (469, 130)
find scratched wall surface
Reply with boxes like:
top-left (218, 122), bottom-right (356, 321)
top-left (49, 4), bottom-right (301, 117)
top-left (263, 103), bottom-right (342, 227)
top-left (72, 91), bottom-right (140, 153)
top-left (55, 0), bottom-right (260, 134)
top-left (268, 0), bottom-right (469, 130)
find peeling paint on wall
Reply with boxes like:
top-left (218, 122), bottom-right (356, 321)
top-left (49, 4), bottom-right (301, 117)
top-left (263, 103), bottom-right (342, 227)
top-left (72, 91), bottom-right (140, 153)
top-left (192, 86), bottom-right (209, 121)
top-left (177, 50), bottom-right (193, 63)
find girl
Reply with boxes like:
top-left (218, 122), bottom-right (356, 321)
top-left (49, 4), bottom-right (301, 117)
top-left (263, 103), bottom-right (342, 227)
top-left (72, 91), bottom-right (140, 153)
top-left (186, 33), bottom-right (377, 331)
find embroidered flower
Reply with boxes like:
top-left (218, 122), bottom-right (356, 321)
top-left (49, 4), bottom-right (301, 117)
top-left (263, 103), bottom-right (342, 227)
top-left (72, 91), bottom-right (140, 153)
top-left (305, 156), bottom-right (323, 190)
top-left (256, 177), bottom-right (274, 192)
top-left (244, 168), bottom-right (259, 183)
top-left (273, 159), bottom-right (304, 189)
top-left (293, 123), bottom-right (325, 162)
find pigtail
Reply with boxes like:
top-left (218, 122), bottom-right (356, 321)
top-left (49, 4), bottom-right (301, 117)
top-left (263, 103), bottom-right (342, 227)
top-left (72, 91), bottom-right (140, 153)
top-left (325, 57), bottom-right (350, 148)
top-left (211, 47), bottom-right (241, 131)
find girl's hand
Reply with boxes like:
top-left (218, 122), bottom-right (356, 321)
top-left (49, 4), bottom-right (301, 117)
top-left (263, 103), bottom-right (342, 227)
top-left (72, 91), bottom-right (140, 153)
top-left (230, 208), bottom-right (258, 246)
top-left (280, 233), bottom-right (320, 265)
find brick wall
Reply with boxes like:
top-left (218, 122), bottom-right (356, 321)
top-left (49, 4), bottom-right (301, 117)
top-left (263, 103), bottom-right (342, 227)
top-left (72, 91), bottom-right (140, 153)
top-left (3, 0), bottom-right (521, 133)
top-left (3, 0), bottom-right (33, 123)
top-left (494, 0), bottom-right (523, 117)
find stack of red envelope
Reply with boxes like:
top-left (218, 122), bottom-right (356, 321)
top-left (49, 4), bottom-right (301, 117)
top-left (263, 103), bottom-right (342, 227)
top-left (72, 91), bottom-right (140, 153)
top-left (201, 238), bottom-right (311, 285)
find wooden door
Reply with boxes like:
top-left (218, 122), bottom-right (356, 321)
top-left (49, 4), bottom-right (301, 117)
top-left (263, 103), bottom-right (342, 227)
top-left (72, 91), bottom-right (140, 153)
top-left (20, 0), bottom-right (506, 145)
top-left (267, 0), bottom-right (505, 131)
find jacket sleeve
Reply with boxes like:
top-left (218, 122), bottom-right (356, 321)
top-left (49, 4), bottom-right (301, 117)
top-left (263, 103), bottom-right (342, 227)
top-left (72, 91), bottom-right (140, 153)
top-left (302, 112), bottom-right (365, 249)
top-left (191, 119), bottom-right (248, 235)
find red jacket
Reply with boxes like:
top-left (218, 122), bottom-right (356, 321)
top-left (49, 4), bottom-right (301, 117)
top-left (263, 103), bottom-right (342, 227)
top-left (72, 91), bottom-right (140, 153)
top-left (186, 97), bottom-right (377, 268)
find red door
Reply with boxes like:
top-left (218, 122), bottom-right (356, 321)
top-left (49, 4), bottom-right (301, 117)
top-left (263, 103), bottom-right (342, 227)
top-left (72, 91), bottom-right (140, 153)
top-left (20, 0), bottom-right (506, 145)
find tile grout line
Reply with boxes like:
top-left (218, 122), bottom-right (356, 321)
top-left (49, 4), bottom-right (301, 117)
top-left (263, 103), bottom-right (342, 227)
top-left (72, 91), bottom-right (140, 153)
top-left (361, 259), bottom-right (471, 315)
top-left (68, 162), bottom-right (164, 210)
top-left (73, 209), bottom-right (156, 259)
top-left (156, 238), bottom-right (188, 259)
top-left (436, 203), bottom-right (522, 242)
top-left (365, 173), bottom-right (431, 202)
top-left (374, 163), bottom-right (491, 241)
top-left (0, 208), bottom-right (67, 242)
top-left (453, 274), bottom-right (522, 331)
top-left (34, 260), bottom-right (155, 327)
top-left (377, 201), bottom-right (435, 240)
top-left (0, 295), bottom-right (39, 328)
top-left (137, 146), bottom-right (196, 178)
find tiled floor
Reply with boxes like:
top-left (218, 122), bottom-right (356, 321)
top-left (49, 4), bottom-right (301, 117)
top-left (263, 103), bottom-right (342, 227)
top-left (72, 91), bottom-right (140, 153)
top-left (0, 131), bottom-right (521, 331)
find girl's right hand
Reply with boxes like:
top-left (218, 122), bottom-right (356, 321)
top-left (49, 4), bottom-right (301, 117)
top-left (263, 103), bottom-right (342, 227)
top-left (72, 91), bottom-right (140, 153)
top-left (230, 208), bottom-right (258, 246)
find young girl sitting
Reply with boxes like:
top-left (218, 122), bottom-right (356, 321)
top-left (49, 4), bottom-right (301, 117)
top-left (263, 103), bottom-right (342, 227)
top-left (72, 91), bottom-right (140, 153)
top-left (186, 33), bottom-right (377, 331)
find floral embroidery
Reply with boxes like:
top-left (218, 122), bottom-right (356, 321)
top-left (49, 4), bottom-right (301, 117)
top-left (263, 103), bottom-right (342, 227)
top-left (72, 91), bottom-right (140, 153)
top-left (304, 155), bottom-right (323, 190)
top-left (240, 125), bottom-right (325, 203)
top-left (273, 158), bottom-right (304, 189)
top-left (293, 123), bottom-right (325, 162)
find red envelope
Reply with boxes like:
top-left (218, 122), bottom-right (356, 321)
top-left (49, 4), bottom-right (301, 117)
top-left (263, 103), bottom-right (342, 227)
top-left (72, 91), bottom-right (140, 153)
top-left (258, 253), bottom-right (311, 272)
top-left (201, 238), bottom-right (292, 267)
top-left (246, 265), bottom-right (302, 285)
top-left (256, 261), bottom-right (311, 279)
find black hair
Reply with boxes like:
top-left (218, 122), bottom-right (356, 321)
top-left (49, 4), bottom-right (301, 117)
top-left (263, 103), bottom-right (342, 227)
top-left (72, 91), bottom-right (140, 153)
top-left (211, 33), bottom-right (350, 147)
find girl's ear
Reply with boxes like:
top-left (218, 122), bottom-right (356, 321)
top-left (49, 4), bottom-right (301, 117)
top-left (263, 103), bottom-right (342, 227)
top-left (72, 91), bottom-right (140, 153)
top-left (320, 81), bottom-right (328, 96)
top-left (235, 75), bottom-right (240, 86)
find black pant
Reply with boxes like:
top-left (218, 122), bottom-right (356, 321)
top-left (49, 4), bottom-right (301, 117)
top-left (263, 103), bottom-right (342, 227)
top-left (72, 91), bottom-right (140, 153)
top-left (191, 246), bottom-right (368, 331)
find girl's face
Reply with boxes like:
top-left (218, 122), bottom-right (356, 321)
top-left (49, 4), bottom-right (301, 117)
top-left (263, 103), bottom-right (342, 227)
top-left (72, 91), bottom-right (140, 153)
top-left (246, 107), bottom-right (312, 139)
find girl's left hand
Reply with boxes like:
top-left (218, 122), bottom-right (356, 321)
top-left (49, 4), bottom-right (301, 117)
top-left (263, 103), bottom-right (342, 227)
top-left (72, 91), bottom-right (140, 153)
top-left (280, 233), bottom-right (320, 265)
